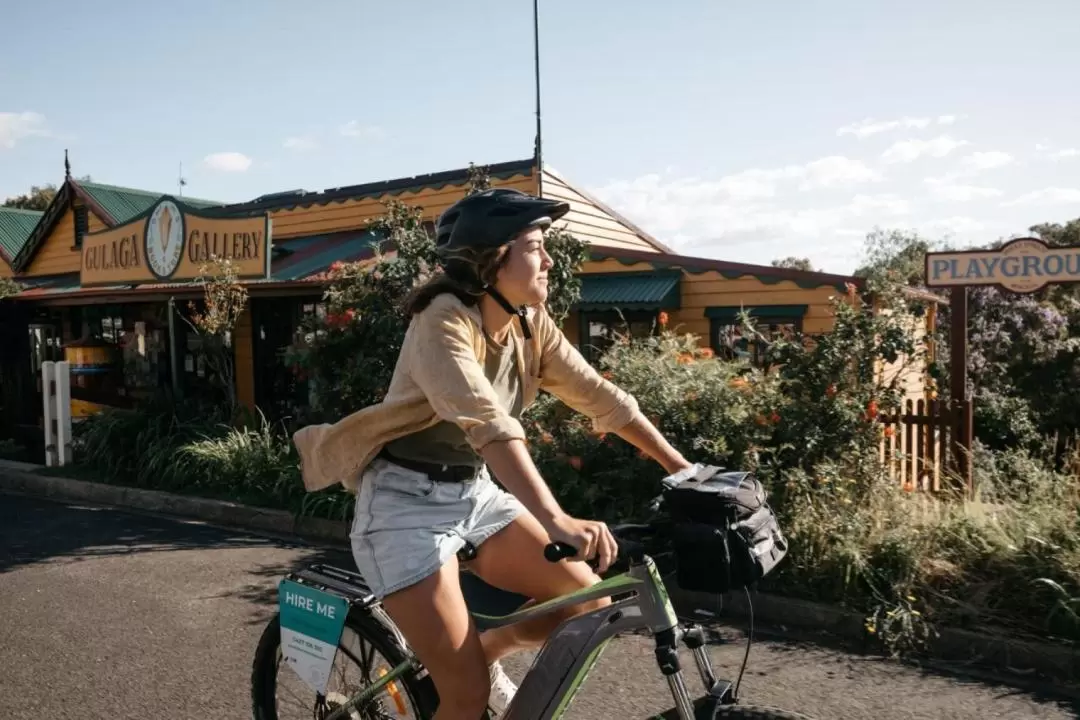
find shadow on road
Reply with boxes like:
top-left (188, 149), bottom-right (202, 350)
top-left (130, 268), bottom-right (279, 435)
top-left (0, 493), bottom-right (354, 611)
top-left (198, 550), bottom-right (355, 625)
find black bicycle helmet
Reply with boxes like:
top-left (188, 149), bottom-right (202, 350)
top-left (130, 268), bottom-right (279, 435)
top-left (436, 188), bottom-right (569, 256)
top-left (434, 189), bottom-right (569, 339)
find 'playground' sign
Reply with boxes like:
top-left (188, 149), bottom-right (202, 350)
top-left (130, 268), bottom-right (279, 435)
top-left (924, 237), bottom-right (1080, 294)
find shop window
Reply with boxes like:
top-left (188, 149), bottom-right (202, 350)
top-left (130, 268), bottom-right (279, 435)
top-left (73, 304), bottom-right (172, 402)
top-left (707, 305), bottom-right (807, 369)
top-left (579, 309), bottom-right (658, 365)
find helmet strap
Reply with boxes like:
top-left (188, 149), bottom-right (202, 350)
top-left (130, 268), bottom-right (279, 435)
top-left (483, 285), bottom-right (533, 340)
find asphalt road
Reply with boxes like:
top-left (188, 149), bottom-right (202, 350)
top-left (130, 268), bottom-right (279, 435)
top-left (0, 493), bottom-right (1075, 720)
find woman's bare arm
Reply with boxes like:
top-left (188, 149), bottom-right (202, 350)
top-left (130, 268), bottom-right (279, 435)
top-left (481, 439), bottom-right (564, 525)
top-left (481, 438), bottom-right (618, 571)
top-left (613, 412), bottom-right (691, 475)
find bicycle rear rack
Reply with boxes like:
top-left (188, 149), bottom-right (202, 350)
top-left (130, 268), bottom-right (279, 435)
top-left (284, 563), bottom-right (378, 609)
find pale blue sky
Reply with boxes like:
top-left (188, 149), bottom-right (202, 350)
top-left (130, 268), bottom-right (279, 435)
top-left (2, 0), bottom-right (1079, 272)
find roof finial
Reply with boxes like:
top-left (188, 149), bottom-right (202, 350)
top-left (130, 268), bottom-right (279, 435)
top-left (64, 149), bottom-right (71, 179)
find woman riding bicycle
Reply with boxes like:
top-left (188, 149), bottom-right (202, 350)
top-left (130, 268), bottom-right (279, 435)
top-left (293, 188), bottom-right (691, 719)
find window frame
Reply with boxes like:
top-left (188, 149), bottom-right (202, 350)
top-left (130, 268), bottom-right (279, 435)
top-left (706, 304), bottom-right (808, 368)
top-left (578, 308), bottom-right (660, 365)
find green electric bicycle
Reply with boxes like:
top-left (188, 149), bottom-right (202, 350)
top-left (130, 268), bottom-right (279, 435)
top-left (251, 470), bottom-right (813, 720)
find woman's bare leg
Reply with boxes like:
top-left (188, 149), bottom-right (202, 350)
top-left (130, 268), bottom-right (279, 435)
top-left (379, 555), bottom-right (490, 720)
top-left (467, 511), bottom-right (610, 663)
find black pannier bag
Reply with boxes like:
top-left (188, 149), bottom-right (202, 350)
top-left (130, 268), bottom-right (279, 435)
top-left (660, 465), bottom-right (788, 594)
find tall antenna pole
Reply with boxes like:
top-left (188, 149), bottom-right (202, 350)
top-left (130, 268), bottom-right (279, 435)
top-left (178, 162), bottom-right (187, 197)
top-left (533, 0), bottom-right (543, 195)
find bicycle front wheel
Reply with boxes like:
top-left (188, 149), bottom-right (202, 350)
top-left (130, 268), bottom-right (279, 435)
top-left (658, 697), bottom-right (816, 720)
top-left (712, 706), bottom-right (815, 720)
top-left (251, 608), bottom-right (438, 720)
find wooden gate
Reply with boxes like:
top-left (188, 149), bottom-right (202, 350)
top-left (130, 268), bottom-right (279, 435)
top-left (879, 399), bottom-right (973, 494)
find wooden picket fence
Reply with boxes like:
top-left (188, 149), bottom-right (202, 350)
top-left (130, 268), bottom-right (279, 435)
top-left (878, 399), bottom-right (973, 493)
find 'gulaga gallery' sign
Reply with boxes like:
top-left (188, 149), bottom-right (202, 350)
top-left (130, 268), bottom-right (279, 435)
top-left (80, 196), bottom-right (271, 287)
top-left (924, 237), bottom-right (1080, 294)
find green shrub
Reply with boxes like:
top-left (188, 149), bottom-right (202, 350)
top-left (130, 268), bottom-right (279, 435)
top-left (68, 395), bottom-right (351, 520)
top-left (527, 280), bottom-right (1080, 652)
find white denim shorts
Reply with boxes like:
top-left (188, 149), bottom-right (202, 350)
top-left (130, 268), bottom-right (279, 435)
top-left (349, 457), bottom-right (526, 599)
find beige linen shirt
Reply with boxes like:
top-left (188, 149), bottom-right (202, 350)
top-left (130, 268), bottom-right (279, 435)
top-left (292, 292), bottom-right (640, 493)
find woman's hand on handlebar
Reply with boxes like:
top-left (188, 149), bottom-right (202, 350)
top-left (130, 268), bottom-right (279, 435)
top-left (542, 512), bottom-right (617, 574)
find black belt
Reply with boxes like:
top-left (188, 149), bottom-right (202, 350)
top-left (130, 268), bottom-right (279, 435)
top-left (377, 447), bottom-right (481, 483)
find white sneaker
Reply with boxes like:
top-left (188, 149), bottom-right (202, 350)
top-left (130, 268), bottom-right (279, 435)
top-left (488, 661), bottom-right (518, 717)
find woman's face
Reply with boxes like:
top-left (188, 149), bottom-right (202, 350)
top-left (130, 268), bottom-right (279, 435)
top-left (493, 227), bottom-right (553, 306)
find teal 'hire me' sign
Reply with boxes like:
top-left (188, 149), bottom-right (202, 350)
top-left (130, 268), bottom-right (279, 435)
top-left (278, 579), bottom-right (349, 695)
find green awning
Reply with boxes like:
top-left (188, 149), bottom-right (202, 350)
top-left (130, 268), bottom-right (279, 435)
top-left (577, 271), bottom-right (681, 311)
top-left (705, 304), bottom-right (808, 321)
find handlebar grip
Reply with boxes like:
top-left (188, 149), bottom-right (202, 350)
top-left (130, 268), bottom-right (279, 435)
top-left (543, 542), bottom-right (579, 563)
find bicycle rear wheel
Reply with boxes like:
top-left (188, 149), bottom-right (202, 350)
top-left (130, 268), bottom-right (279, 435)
top-left (251, 608), bottom-right (439, 720)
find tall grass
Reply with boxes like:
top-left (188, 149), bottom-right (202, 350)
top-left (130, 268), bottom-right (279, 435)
top-left (764, 444), bottom-right (1080, 652)
top-left (69, 396), bottom-right (353, 520)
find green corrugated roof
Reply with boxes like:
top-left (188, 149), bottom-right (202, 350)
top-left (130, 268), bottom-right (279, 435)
top-left (79, 181), bottom-right (222, 224)
top-left (0, 207), bottom-right (44, 260)
top-left (578, 271), bottom-right (681, 310)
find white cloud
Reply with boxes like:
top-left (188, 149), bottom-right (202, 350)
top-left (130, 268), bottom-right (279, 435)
top-left (1034, 142), bottom-right (1079, 160)
top-left (339, 121), bottom-right (385, 140)
top-left (881, 135), bottom-right (968, 164)
top-left (847, 193), bottom-right (910, 216)
top-left (203, 151), bottom-right (253, 173)
top-left (592, 169), bottom-right (910, 270)
top-left (924, 176), bottom-right (1003, 202)
top-left (837, 117), bottom-right (930, 138)
top-left (798, 156), bottom-right (882, 190)
top-left (0, 111), bottom-right (50, 149)
top-left (962, 151), bottom-right (1013, 170)
top-left (921, 216), bottom-right (986, 235)
top-left (837, 114), bottom-right (957, 139)
top-left (1002, 187), bottom-right (1080, 207)
top-left (283, 135), bottom-right (318, 151)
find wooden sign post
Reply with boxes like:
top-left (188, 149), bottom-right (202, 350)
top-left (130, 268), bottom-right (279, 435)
top-left (925, 237), bottom-right (1080, 495)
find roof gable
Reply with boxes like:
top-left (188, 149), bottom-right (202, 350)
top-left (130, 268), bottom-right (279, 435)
top-left (13, 178), bottom-right (224, 271)
top-left (541, 166), bottom-right (673, 254)
top-left (0, 207), bottom-right (44, 262)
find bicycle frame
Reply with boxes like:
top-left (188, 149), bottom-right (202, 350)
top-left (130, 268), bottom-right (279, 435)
top-left (283, 553), bottom-right (736, 720)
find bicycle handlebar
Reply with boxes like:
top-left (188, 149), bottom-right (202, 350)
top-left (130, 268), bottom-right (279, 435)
top-left (543, 542), bottom-right (579, 563)
top-left (542, 523), bottom-right (661, 567)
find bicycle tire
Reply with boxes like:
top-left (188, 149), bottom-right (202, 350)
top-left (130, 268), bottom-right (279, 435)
top-left (712, 706), bottom-right (815, 720)
top-left (657, 697), bottom-right (815, 720)
top-left (251, 608), bottom-right (439, 720)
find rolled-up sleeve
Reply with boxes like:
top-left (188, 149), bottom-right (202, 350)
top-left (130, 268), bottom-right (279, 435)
top-left (407, 299), bottom-right (528, 450)
top-left (533, 308), bottom-right (639, 433)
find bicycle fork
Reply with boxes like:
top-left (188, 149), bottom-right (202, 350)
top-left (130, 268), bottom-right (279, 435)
top-left (654, 623), bottom-right (733, 720)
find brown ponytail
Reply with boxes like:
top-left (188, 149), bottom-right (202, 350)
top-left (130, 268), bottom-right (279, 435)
top-left (404, 244), bottom-right (512, 317)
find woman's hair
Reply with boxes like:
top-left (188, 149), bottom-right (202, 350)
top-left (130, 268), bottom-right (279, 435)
top-left (404, 243), bottom-right (511, 316)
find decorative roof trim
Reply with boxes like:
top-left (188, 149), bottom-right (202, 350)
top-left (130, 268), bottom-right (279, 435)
top-left (216, 158), bottom-right (538, 216)
top-left (587, 245), bottom-right (863, 293)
